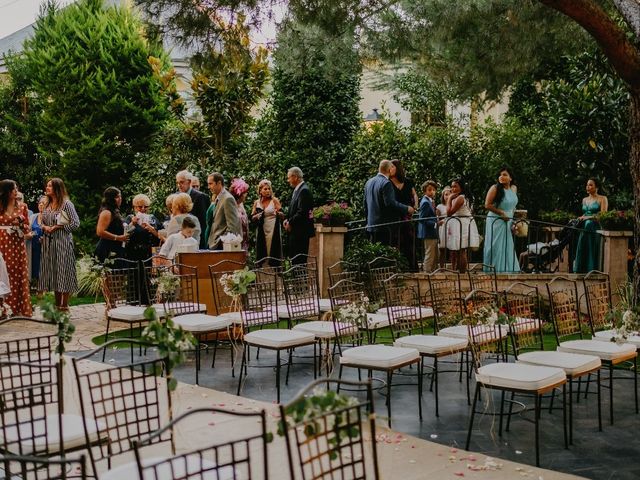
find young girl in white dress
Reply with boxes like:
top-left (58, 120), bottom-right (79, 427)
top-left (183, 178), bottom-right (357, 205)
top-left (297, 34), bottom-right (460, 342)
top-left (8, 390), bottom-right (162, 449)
top-left (436, 186), bottom-right (451, 268)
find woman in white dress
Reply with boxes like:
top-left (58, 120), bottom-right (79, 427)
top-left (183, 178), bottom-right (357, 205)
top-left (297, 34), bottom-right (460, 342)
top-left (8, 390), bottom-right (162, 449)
top-left (251, 179), bottom-right (284, 266)
top-left (445, 178), bottom-right (479, 273)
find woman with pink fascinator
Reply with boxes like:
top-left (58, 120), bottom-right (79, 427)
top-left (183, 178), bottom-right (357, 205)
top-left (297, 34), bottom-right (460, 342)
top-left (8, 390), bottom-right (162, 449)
top-left (229, 177), bottom-right (250, 252)
top-left (250, 179), bottom-right (284, 266)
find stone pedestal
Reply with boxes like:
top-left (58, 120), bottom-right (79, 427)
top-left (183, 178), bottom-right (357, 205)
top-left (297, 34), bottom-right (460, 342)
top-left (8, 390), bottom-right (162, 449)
top-left (314, 225), bottom-right (347, 297)
top-left (597, 230), bottom-right (632, 301)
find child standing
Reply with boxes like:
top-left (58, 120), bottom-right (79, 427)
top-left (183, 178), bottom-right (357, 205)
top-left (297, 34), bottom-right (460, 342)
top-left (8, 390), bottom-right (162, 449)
top-left (417, 181), bottom-right (439, 272)
top-left (159, 216), bottom-right (198, 260)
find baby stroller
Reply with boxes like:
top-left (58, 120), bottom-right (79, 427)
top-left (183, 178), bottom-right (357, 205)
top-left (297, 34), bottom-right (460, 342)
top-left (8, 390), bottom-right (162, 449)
top-left (521, 221), bottom-right (576, 273)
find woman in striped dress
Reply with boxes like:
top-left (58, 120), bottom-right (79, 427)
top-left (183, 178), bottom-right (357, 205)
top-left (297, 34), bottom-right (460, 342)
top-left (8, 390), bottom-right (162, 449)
top-left (38, 178), bottom-right (80, 312)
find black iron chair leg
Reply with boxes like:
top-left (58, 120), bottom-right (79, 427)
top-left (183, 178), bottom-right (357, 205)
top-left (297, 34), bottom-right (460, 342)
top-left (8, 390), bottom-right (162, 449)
top-left (609, 361), bottom-right (614, 425)
top-left (386, 370), bottom-right (393, 428)
top-left (276, 350), bottom-right (282, 403)
top-left (236, 345), bottom-right (247, 396)
top-left (535, 393), bottom-right (541, 467)
top-left (418, 361), bottom-right (423, 420)
top-left (465, 384), bottom-right (481, 450)
top-left (498, 390), bottom-right (505, 436)
top-left (434, 357), bottom-right (440, 417)
top-left (597, 369), bottom-right (602, 431)
top-left (506, 391), bottom-right (515, 432)
top-left (102, 318), bottom-right (111, 362)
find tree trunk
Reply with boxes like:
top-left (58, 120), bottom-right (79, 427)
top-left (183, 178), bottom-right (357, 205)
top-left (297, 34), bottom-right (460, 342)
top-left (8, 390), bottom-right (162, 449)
top-left (630, 91), bottom-right (640, 305)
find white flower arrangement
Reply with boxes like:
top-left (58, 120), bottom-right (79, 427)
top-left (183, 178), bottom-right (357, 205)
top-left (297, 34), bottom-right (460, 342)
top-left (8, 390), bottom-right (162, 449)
top-left (610, 309), bottom-right (639, 345)
top-left (0, 300), bottom-right (13, 319)
top-left (336, 300), bottom-right (369, 329)
top-left (219, 268), bottom-right (256, 297)
top-left (152, 270), bottom-right (181, 300)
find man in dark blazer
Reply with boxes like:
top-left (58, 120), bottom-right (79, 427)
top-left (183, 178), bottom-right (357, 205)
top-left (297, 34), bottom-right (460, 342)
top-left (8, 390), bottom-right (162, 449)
top-left (284, 167), bottom-right (315, 265)
top-left (363, 160), bottom-right (414, 245)
top-left (176, 170), bottom-right (210, 249)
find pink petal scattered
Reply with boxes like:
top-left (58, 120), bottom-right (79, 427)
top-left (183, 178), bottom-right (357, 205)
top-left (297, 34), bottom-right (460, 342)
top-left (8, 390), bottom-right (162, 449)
top-left (453, 472), bottom-right (464, 477)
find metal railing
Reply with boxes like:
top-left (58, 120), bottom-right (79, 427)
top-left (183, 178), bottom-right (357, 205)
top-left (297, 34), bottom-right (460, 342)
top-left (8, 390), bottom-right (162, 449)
top-left (347, 215), bottom-right (604, 274)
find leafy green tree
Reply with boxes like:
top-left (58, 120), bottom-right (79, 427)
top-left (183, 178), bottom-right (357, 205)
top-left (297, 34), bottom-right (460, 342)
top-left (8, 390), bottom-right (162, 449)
top-left (6, 0), bottom-right (174, 250)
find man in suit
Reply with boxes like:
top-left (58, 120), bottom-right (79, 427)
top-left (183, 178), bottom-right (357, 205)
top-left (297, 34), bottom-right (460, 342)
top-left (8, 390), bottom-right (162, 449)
top-left (176, 170), bottom-right (210, 249)
top-left (284, 167), bottom-right (315, 265)
top-left (364, 160), bottom-right (414, 245)
top-left (206, 172), bottom-right (241, 250)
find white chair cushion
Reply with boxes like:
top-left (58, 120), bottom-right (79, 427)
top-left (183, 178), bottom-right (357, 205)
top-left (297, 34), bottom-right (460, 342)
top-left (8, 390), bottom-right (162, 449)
top-left (173, 314), bottom-right (233, 332)
top-left (318, 298), bottom-right (332, 312)
top-left (244, 329), bottom-right (316, 349)
top-left (292, 321), bottom-right (357, 339)
top-left (152, 302), bottom-right (207, 316)
top-left (340, 345), bottom-right (419, 369)
top-left (593, 330), bottom-right (640, 348)
top-left (377, 306), bottom-right (434, 319)
top-left (517, 351), bottom-right (601, 377)
top-left (558, 340), bottom-right (637, 362)
top-left (394, 335), bottom-right (467, 355)
top-left (108, 305), bottom-right (147, 321)
top-left (476, 363), bottom-right (566, 391)
top-left (101, 455), bottom-right (233, 480)
top-left (511, 317), bottom-right (541, 333)
top-left (1, 414), bottom-right (105, 455)
top-left (438, 324), bottom-right (508, 340)
top-left (367, 313), bottom-right (390, 329)
top-left (220, 311), bottom-right (243, 324)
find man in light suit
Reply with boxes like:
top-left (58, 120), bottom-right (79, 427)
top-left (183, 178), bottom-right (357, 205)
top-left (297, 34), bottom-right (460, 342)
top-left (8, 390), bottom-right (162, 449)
top-left (364, 160), bottom-right (414, 245)
top-left (176, 170), bottom-right (210, 249)
top-left (284, 167), bottom-right (315, 265)
top-left (206, 172), bottom-right (241, 250)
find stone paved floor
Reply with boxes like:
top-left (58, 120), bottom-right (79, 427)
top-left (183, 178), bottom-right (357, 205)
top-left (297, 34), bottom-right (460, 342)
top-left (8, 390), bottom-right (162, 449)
top-left (24, 304), bottom-right (640, 479)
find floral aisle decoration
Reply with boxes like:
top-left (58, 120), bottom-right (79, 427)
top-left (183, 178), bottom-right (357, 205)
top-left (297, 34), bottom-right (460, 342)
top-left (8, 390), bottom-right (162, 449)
top-left (219, 268), bottom-right (256, 307)
top-left (605, 283), bottom-right (640, 344)
top-left (39, 299), bottom-right (76, 357)
top-left (152, 269), bottom-right (181, 302)
top-left (276, 386), bottom-right (361, 460)
top-left (76, 254), bottom-right (113, 298)
top-left (0, 300), bottom-right (12, 320)
top-left (141, 307), bottom-right (197, 391)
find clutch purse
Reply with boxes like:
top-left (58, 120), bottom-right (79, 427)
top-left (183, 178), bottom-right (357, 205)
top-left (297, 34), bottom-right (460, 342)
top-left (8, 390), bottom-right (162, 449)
top-left (56, 210), bottom-right (71, 226)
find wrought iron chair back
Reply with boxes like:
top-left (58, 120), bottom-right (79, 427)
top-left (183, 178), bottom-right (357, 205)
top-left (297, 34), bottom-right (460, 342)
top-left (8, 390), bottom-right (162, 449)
top-left (0, 453), bottom-right (87, 479)
top-left (582, 271), bottom-right (612, 334)
top-left (327, 260), bottom-right (361, 288)
top-left (0, 317), bottom-right (58, 364)
top-left (427, 269), bottom-right (463, 332)
top-left (282, 264), bottom-right (321, 325)
top-left (383, 274), bottom-right (424, 338)
top-left (546, 277), bottom-right (583, 344)
top-left (503, 283), bottom-right (544, 357)
top-left (131, 407), bottom-right (268, 480)
top-left (365, 256), bottom-right (398, 303)
top-left (280, 378), bottom-right (379, 480)
top-left (71, 340), bottom-right (173, 469)
top-left (0, 357), bottom-right (61, 456)
top-left (328, 280), bottom-right (369, 346)
top-left (240, 270), bottom-right (280, 330)
top-left (143, 259), bottom-right (177, 307)
top-left (102, 258), bottom-right (143, 309)
top-left (467, 263), bottom-right (498, 294)
top-left (209, 260), bottom-right (246, 315)
top-left (155, 264), bottom-right (200, 317)
top-left (253, 257), bottom-right (286, 302)
top-left (465, 289), bottom-right (503, 365)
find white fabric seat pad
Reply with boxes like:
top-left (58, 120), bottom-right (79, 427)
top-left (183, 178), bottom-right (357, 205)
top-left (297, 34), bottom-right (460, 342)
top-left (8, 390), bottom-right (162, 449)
top-left (173, 314), bottom-right (233, 333)
top-left (108, 305), bottom-right (147, 322)
top-left (292, 321), bottom-right (357, 339)
top-left (1, 414), bottom-right (105, 455)
top-left (367, 313), bottom-right (390, 329)
top-left (152, 302), bottom-right (207, 315)
top-left (593, 330), bottom-right (640, 348)
top-left (438, 324), bottom-right (508, 340)
top-left (377, 306), bottom-right (434, 319)
top-left (558, 340), bottom-right (637, 362)
top-left (476, 363), bottom-right (566, 392)
top-left (100, 454), bottom-right (234, 480)
top-left (517, 351), bottom-right (601, 377)
top-left (394, 335), bottom-right (467, 355)
top-left (340, 345), bottom-right (420, 369)
top-left (220, 311), bottom-right (243, 324)
top-left (318, 298), bottom-right (332, 312)
top-left (244, 329), bottom-right (316, 349)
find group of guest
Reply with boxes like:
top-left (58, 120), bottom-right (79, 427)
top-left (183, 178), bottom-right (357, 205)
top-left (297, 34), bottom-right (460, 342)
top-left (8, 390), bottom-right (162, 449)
top-left (92, 167), bottom-right (314, 267)
top-left (0, 178), bottom-right (80, 314)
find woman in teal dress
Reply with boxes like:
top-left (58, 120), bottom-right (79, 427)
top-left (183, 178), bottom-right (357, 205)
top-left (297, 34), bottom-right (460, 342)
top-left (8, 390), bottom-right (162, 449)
top-left (573, 178), bottom-right (608, 273)
top-left (483, 167), bottom-right (520, 273)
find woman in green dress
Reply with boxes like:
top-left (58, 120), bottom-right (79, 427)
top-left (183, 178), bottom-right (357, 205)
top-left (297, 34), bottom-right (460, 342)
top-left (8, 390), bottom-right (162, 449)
top-left (573, 178), bottom-right (608, 273)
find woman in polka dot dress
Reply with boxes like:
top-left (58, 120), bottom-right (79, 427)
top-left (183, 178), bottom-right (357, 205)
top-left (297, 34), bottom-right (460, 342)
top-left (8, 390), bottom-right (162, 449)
top-left (0, 179), bottom-right (32, 316)
top-left (38, 178), bottom-right (80, 312)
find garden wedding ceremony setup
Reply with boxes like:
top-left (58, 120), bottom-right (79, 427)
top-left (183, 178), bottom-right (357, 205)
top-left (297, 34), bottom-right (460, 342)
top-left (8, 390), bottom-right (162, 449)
top-left (2, 0), bottom-right (640, 479)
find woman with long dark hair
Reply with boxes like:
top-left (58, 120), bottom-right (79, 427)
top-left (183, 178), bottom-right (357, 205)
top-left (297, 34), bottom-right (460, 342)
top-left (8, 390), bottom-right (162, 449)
top-left (0, 179), bottom-right (31, 316)
top-left (445, 177), bottom-right (479, 273)
top-left (38, 178), bottom-right (80, 312)
top-left (95, 187), bottom-right (127, 263)
top-left (389, 159), bottom-right (419, 269)
top-left (574, 178), bottom-right (608, 273)
top-left (483, 166), bottom-right (520, 272)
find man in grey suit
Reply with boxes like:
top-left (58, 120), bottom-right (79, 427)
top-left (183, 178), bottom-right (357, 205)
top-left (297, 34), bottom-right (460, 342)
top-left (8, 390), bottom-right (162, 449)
top-left (206, 172), bottom-right (241, 250)
top-left (176, 170), bottom-right (210, 249)
top-left (364, 160), bottom-right (414, 245)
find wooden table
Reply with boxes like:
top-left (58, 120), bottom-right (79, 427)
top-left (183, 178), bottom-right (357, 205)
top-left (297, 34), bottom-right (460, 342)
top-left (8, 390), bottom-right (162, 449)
top-left (176, 250), bottom-right (246, 314)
